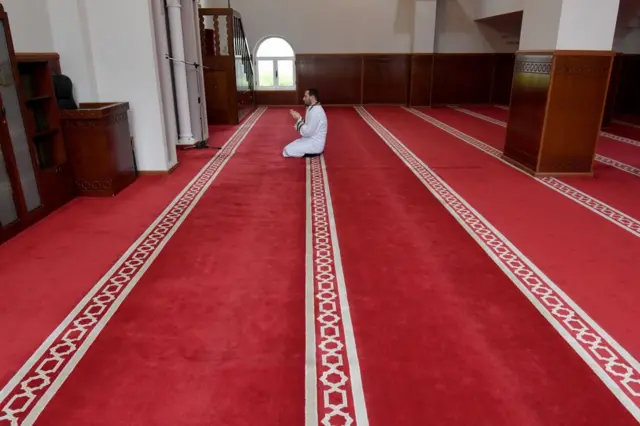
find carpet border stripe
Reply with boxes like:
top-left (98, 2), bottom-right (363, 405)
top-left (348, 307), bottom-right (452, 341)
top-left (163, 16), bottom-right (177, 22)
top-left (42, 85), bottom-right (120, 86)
top-left (452, 106), bottom-right (640, 179)
top-left (0, 107), bottom-right (268, 425)
top-left (305, 158), bottom-right (318, 425)
top-left (355, 105), bottom-right (640, 421)
top-left (404, 107), bottom-right (640, 239)
top-left (306, 155), bottom-right (369, 426)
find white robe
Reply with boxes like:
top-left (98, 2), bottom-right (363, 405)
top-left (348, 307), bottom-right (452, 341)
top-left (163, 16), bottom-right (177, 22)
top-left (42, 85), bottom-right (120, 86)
top-left (283, 104), bottom-right (328, 157)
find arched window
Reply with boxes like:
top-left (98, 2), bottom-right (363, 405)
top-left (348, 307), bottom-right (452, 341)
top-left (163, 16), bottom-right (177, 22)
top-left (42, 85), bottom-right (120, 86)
top-left (255, 37), bottom-right (295, 90)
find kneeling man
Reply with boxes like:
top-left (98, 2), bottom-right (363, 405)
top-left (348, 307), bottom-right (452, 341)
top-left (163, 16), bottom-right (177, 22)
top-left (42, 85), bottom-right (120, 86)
top-left (283, 88), bottom-right (328, 157)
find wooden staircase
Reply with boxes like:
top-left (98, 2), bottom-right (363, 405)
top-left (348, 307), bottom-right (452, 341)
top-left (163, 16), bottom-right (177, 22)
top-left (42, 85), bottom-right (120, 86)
top-left (199, 8), bottom-right (256, 125)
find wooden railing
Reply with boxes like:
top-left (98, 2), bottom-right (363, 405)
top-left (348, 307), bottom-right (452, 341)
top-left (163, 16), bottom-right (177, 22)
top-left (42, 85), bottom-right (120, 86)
top-left (199, 8), bottom-right (255, 124)
top-left (200, 8), bottom-right (229, 57)
top-left (199, 8), bottom-right (253, 93)
top-left (233, 14), bottom-right (254, 93)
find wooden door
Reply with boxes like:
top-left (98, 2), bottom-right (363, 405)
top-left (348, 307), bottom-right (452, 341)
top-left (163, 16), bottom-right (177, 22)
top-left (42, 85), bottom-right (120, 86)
top-left (0, 112), bottom-right (21, 235)
top-left (0, 5), bottom-right (43, 243)
top-left (204, 70), bottom-right (229, 124)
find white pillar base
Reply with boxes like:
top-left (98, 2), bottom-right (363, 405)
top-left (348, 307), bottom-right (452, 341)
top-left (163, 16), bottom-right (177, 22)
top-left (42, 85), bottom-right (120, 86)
top-left (176, 136), bottom-right (198, 146)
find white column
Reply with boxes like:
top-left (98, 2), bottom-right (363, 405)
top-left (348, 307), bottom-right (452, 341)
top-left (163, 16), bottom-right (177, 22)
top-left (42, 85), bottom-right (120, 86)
top-left (152, 0), bottom-right (179, 167)
top-left (167, 0), bottom-right (196, 146)
top-left (181, 0), bottom-right (208, 143)
top-left (412, 0), bottom-right (438, 53)
top-left (556, 0), bottom-right (620, 50)
top-left (520, 0), bottom-right (620, 50)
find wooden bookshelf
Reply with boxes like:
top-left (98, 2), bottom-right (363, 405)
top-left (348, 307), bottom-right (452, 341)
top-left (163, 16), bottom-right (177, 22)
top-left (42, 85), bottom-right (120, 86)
top-left (0, 5), bottom-right (47, 243)
top-left (16, 53), bottom-right (74, 211)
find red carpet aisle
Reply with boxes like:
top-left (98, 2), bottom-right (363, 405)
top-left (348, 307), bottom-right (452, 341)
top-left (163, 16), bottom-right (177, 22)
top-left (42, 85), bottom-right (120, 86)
top-left (362, 106), bottom-right (640, 412)
top-left (0, 108), bottom-right (310, 425)
top-left (320, 108), bottom-right (638, 425)
top-left (432, 106), bottom-right (640, 221)
top-left (461, 105), bottom-right (640, 169)
top-left (0, 126), bottom-right (238, 389)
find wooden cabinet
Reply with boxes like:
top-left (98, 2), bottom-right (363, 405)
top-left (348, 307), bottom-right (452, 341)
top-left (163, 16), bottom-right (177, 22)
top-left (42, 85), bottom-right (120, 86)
top-left (0, 5), bottom-right (45, 243)
top-left (200, 8), bottom-right (255, 125)
top-left (17, 53), bottom-right (74, 210)
top-left (0, 5), bottom-right (73, 244)
top-left (61, 102), bottom-right (137, 197)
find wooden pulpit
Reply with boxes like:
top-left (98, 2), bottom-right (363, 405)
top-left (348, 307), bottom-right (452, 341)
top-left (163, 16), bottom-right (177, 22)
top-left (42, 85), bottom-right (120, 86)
top-left (60, 102), bottom-right (137, 197)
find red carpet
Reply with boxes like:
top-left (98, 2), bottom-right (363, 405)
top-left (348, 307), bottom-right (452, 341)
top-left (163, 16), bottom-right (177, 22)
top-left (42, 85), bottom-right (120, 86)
top-left (0, 108), bottom-right (310, 425)
top-left (0, 126), bottom-right (237, 390)
top-left (463, 105), bottom-right (640, 169)
top-left (321, 107), bottom-right (637, 424)
top-left (364, 106), bottom-right (640, 382)
top-left (470, 105), bottom-right (640, 145)
top-left (1, 105), bottom-right (640, 424)
top-left (434, 106), bottom-right (640, 222)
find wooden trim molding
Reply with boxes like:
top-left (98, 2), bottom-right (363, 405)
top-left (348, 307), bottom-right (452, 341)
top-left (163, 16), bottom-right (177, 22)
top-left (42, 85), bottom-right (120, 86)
top-left (516, 50), bottom-right (555, 54)
top-left (554, 50), bottom-right (615, 56)
top-left (138, 162), bottom-right (179, 176)
top-left (15, 52), bottom-right (60, 62)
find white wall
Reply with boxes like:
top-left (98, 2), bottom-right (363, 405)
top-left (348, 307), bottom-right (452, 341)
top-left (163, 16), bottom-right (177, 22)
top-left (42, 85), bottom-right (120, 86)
top-left (1, 0), bottom-right (53, 52)
top-left (47, 0), bottom-right (98, 102)
top-left (207, 0), bottom-right (513, 54)
top-left (413, 0), bottom-right (438, 53)
top-left (83, 0), bottom-right (171, 171)
top-left (435, 0), bottom-right (516, 53)
top-left (519, 0), bottom-right (562, 50)
top-left (2, 0), bottom-right (174, 172)
top-left (475, 0), bottom-right (523, 20)
top-left (555, 0), bottom-right (620, 50)
top-left (210, 0), bottom-right (416, 53)
top-left (520, 0), bottom-right (620, 51)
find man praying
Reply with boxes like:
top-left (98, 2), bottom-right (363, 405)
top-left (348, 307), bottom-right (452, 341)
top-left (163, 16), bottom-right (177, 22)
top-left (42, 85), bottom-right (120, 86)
top-left (283, 88), bottom-right (328, 158)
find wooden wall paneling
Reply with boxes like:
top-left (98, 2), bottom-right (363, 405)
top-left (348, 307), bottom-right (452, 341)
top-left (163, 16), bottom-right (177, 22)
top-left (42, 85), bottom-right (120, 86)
top-left (538, 51), bottom-right (613, 174)
top-left (431, 54), bottom-right (494, 105)
top-left (615, 54), bottom-right (640, 117)
top-left (255, 90), bottom-right (298, 105)
top-left (362, 54), bottom-right (410, 104)
top-left (409, 54), bottom-right (433, 106)
top-left (203, 56), bottom-right (236, 124)
top-left (602, 52), bottom-right (623, 127)
top-left (237, 90), bottom-right (254, 120)
top-left (360, 56), bottom-right (364, 104)
top-left (503, 53), bottom-right (552, 172)
top-left (491, 53), bottom-right (515, 105)
top-left (296, 54), bottom-right (362, 104)
top-left (256, 52), bottom-right (517, 107)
